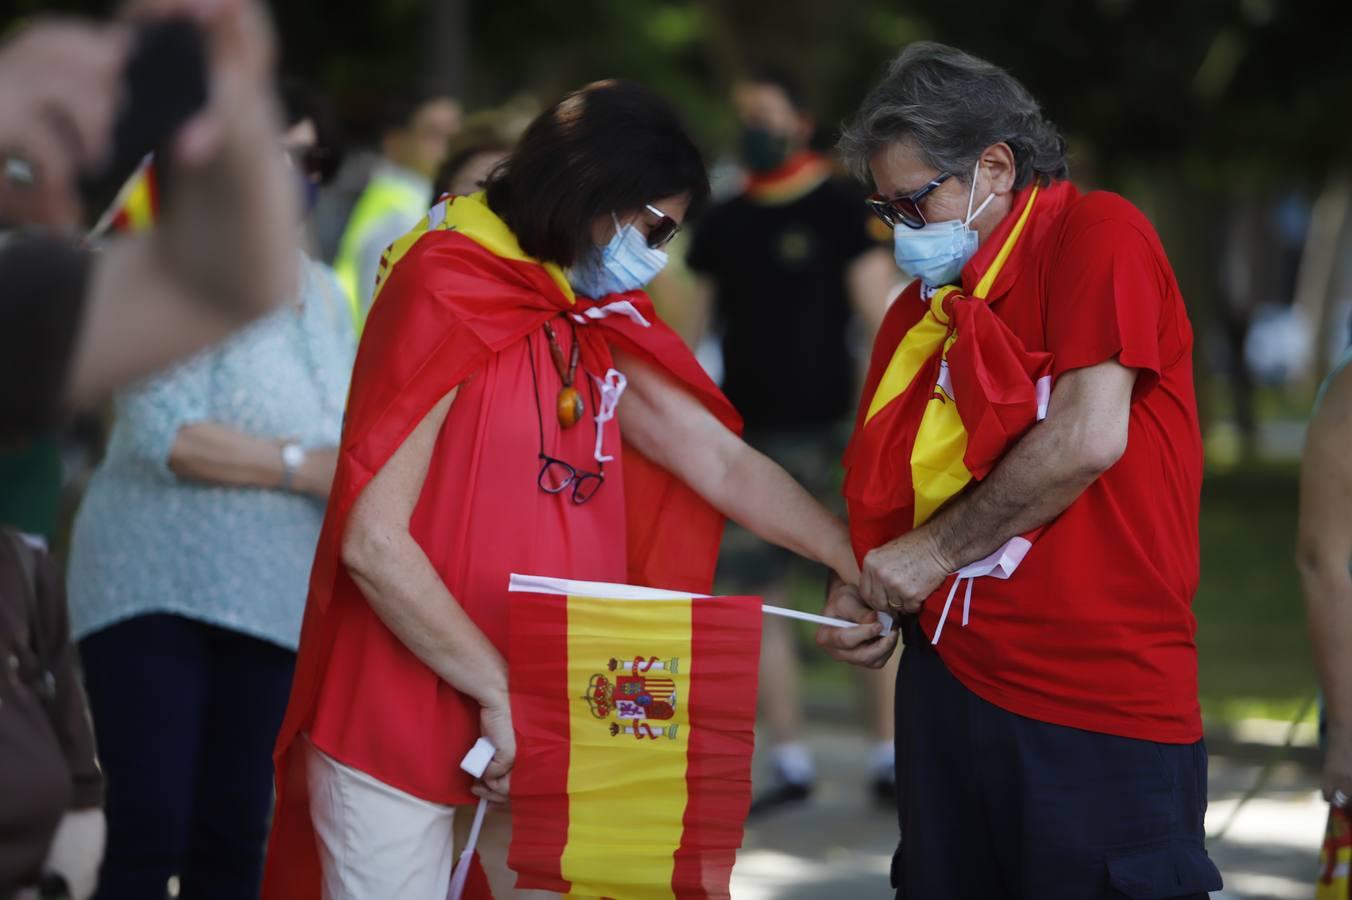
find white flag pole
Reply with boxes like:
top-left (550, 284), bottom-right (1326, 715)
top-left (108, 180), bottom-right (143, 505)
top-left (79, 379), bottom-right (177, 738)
top-left (762, 604), bottom-right (894, 636)
top-left (507, 574), bottom-right (895, 636)
top-left (448, 738), bottom-right (497, 900)
top-left (446, 797), bottom-right (489, 900)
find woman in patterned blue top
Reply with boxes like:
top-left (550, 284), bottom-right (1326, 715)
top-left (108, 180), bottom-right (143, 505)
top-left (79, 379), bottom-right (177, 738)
top-left (65, 83), bottom-right (354, 900)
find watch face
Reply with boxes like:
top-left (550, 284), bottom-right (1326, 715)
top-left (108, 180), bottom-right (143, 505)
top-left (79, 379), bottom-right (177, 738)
top-left (282, 444), bottom-right (306, 468)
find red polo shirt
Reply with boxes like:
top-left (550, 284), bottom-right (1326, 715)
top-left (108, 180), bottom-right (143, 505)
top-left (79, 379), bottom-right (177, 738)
top-left (903, 180), bottom-right (1204, 743)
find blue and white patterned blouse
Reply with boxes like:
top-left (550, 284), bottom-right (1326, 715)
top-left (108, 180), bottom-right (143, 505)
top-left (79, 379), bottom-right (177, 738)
top-left (67, 255), bottom-right (355, 650)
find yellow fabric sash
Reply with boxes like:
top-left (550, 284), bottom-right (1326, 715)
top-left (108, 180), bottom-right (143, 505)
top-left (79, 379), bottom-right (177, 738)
top-left (369, 191), bottom-right (575, 310)
top-left (862, 186), bottom-right (1041, 527)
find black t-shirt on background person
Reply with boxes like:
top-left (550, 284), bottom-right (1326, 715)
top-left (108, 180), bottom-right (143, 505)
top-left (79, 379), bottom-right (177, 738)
top-left (687, 175), bottom-right (879, 431)
top-left (0, 231), bottom-right (92, 444)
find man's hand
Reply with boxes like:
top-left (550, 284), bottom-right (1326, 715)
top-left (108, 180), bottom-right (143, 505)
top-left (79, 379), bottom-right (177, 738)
top-left (815, 576), bottom-right (899, 669)
top-left (859, 527), bottom-right (952, 615)
top-left (471, 699), bottom-right (516, 804)
top-left (0, 21), bottom-right (128, 225)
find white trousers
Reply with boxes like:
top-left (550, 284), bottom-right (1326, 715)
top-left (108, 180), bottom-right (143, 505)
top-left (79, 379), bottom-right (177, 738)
top-left (304, 739), bottom-right (553, 899)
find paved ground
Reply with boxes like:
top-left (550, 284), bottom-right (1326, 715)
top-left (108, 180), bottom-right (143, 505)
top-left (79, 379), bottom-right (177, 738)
top-left (732, 727), bottom-right (1325, 900)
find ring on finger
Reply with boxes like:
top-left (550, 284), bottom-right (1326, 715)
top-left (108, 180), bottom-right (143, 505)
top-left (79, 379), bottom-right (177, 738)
top-left (1335, 789), bottom-right (1350, 808)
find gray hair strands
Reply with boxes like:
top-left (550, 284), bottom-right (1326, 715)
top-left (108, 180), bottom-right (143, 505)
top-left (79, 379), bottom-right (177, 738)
top-left (839, 42), bottom-right (1069, 189)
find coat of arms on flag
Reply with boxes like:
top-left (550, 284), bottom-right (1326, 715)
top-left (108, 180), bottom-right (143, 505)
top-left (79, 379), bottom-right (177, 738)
top-left (587, 655), bottom-right (681, 739)
top-left (504, 574), bottom-right (763, 900)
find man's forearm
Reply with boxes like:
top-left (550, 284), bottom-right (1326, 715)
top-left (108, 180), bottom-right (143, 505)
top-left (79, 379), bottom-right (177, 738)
top-left (925, 415), bottom-right (1106, 573)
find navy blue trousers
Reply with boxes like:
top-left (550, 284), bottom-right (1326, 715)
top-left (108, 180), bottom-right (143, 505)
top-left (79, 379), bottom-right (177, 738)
top-left (894, 625), bottom-right (1223, 899)
top-left (80, 614), bottom-right (294, 900)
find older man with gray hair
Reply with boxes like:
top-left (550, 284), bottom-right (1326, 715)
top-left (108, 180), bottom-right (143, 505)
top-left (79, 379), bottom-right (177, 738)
top-left (815, 42), bottom-right (1223, 898)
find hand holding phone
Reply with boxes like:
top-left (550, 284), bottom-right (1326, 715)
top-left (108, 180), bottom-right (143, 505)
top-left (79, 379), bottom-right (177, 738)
top-left (0, 22), bottom-right (129, 225)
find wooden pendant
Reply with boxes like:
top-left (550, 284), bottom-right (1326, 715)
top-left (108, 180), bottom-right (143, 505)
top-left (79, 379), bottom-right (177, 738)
top-left (557, 386), bottom-right (584, 428)
top-left (545, 320), bottom-right (584, 428)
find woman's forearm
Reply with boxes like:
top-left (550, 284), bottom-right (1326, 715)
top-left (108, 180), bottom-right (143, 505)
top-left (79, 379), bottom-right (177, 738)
top-left (710, 440), bottom-right (859, 583)
top-left (344, 527), bottom-right (508, 706)
top-left (167, 422), bottom-right (336, 495)
top-left (613, 347), bottom-right (859, 583)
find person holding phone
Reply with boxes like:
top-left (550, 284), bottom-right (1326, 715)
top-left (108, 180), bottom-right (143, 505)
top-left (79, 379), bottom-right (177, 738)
top-left (0, 0), bottom-right (298, 444)
top-left (65, 81), bottom-right (352, 900)
top-left (1, 1), bottom-right (297, 897)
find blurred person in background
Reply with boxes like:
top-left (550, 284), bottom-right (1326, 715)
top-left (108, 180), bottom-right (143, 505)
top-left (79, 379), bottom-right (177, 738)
top-left (262, 79), bottom-right (872, 899)
top-left (1299, 344), bottom-right (1352, 813)
top-left (819, 43), bottom-right (1221, 898)
top-left (1, 2), bottom-right (295, 897)
top-left (332, 90), bottom-right (460, 329)
top-left (63, 78), bottom-right (353, 900)
top-left (431, 111), bottom-right (524, 201)
top-left (684, 71), bottom-right (898, 814)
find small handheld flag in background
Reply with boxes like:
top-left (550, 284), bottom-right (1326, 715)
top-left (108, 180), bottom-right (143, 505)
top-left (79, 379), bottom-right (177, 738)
top-left (505, 575), bottom-right (763, 900)
top-left (89, 155), bottom-right (158, 237)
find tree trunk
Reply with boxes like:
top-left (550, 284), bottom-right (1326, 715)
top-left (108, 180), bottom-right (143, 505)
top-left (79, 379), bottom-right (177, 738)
top-left (1292, 172), bottom-right (1352, 388)
top-left (423, 0), bottom-right (469, 99)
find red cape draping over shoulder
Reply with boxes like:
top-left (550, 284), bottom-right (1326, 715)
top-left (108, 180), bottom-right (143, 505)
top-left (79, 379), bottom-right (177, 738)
top-left (261, 194), bottom-right (740, 899)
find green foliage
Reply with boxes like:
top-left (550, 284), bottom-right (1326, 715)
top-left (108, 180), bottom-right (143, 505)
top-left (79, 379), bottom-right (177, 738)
top-left (4, 0), bottom-right (1338, 182)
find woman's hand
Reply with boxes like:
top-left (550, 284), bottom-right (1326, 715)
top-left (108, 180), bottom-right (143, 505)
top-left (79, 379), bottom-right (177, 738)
top-left (471, 699), bottom-right (517, 804)
top-left (815, 575), bottom-right (899, 669)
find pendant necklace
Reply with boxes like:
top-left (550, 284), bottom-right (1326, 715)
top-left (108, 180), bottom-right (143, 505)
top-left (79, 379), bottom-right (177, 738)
top-left (543, 320), bottom-right (584, 428)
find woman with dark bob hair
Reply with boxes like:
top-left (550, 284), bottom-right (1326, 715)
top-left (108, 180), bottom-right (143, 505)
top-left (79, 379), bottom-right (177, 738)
top-left (262, 80), bottom-right (872, 898)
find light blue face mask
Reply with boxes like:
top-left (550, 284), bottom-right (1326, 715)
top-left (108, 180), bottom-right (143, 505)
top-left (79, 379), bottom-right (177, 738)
top-left (569, 214), bottom-right (670, 298)
top-left (892, 161), bottom-right (993, 288)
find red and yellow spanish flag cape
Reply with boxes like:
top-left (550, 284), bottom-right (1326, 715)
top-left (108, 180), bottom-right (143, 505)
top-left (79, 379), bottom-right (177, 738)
top-left (505, 575), bottom-right (762, 900)
top-left (262, 193), bottom-right (741, 899)
top-left (843, 185), bottom-right (1057, 638)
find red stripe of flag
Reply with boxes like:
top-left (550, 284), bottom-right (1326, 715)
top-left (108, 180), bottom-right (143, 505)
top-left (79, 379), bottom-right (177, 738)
top-left (507, 592), bottom-right (571, 894)
top-left (671, 596), bottom-right (763, 898)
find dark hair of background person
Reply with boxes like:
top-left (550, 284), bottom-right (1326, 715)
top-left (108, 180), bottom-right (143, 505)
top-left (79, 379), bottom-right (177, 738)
top-left (377, 89), bottom-right (442, 137)
top-left (278, 77), bottom-right (343, 184)
top-left (483, 80), bottom-right (710, 268)
top-left (743, 66), bottom-right (810, 113)
top-left (432, 124), bottom-right (515, 200)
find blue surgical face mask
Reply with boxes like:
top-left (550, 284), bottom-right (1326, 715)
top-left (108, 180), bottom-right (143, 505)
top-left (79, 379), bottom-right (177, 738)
top-left (892, 161), bottom-right (993, 288)
top-left (568, 214), bottom-right (670, 298)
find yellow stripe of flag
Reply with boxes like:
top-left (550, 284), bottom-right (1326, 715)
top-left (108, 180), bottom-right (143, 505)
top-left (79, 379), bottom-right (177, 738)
top-left (563, 595), bottom-right (693, 899)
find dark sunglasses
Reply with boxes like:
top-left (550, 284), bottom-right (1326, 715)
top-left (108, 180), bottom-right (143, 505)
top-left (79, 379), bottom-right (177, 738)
top-left (643, 203), bottom-right (681, 249)
top-left (866, 172), bottom-right (952, 230)
top-left (538, 454), bottom-right (605, 504)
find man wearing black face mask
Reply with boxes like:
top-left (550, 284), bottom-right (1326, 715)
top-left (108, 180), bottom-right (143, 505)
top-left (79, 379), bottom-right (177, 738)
top-left (686, 71), bottom-right (899, 815)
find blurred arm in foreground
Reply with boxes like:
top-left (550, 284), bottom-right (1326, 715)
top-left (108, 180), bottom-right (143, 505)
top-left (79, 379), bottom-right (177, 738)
top-left (1299, 354), bottom-right (1352, 805)
top-left (0, 0), bottom-right (295, 441)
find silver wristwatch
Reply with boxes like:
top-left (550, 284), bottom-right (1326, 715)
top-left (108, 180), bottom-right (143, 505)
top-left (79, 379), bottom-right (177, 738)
top-left (280, 441), bottom-right (307, 491)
